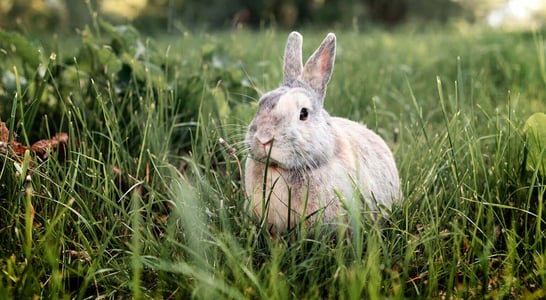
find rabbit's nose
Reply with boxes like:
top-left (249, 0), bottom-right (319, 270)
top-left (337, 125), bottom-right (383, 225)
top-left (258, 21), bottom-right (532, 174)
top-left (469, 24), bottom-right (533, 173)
top-left (256, 136), bottom-right (274, 154)
top-left (256, 136), bottom-right (274, 146)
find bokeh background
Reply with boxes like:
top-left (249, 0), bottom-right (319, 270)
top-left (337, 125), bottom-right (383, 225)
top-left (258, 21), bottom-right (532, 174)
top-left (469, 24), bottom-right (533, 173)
top-left (1, 0), bottom-right (545, 32)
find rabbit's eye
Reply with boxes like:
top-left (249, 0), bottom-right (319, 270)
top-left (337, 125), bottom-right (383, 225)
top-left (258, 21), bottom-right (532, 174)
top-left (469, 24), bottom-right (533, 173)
top-left (299, 108), bottom-right (309, 120)
top-left (299, 108), bottom-right (309, 121)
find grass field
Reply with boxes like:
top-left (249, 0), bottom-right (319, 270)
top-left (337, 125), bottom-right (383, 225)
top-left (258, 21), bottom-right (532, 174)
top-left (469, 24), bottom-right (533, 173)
top-left (1, 22), bottom-right (546, 299)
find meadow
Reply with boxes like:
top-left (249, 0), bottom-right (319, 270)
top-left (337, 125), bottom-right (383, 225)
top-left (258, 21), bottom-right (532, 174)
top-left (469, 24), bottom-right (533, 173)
top-left (0, 21), bottom-right (545, 299)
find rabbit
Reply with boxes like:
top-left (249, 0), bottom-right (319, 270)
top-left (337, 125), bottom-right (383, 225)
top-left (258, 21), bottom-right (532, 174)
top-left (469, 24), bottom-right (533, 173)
top-left (244, 31), bottom-right (400, 235)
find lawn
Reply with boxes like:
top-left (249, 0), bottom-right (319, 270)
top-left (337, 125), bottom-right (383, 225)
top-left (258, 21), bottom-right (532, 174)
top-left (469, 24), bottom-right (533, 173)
top-left (0, 22), bottom-right (545, 299)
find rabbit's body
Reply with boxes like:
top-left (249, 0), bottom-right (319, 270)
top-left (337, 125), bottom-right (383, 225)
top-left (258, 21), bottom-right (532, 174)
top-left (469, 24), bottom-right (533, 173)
top-left (244, 32), bottom-right (400, 234)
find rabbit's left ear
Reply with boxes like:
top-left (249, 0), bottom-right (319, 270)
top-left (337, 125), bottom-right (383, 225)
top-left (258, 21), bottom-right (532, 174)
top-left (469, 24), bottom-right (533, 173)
top-left (302, 33), bottom-right (336, 99)
top-left (283, 32), bottom-right (303, 84)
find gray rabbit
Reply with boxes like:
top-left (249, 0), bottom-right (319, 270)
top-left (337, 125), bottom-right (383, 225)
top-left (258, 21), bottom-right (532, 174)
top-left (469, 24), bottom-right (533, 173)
top-left (245, 32), bottom-right (401, 234)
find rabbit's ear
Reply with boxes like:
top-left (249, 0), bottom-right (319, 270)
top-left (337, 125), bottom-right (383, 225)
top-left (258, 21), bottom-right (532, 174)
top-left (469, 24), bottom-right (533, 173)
top-left (302, 33), bottom-right (336, 99)
top-left (283, 31), bottom-right (303, 83)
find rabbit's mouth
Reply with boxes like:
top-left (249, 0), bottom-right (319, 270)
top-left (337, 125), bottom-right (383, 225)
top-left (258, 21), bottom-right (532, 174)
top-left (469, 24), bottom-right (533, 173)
top-left (250, 154), bottom-right (286, 169)
top-left (265, 160), bottom-right (281, 169)
top-left (261, 158), bottom-right (282, 168)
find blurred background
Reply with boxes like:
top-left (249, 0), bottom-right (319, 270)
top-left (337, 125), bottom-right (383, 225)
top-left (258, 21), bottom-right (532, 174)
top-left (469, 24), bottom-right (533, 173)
top-left (0, 0), bottom-right (544, 33)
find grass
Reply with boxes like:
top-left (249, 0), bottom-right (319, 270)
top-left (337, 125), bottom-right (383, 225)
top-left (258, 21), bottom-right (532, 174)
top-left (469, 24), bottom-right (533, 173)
top-left (0, 23), bottom-right (545, 299)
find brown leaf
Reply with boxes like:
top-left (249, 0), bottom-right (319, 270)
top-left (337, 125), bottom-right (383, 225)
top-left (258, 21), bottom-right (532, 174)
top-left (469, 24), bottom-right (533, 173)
top-left (0, 121), bottom-right (9, 142)
top-left (10, 141), bottom-right (29, 156)
top-left (0, 121), bottom-right (26, 156)
top-left (31, 133), bottom-right (69, 160)
top-left (0, 121), bottom-right (70, 176)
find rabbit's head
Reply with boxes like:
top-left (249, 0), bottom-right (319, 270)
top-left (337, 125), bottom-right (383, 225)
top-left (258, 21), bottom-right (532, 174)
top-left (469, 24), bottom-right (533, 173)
top-left (245, 32), bottom-right (338, 171)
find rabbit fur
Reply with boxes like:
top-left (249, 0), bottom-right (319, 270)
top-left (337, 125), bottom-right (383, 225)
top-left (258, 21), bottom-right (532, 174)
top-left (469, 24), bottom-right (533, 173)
top-left (244, 32), bottom-right (400, 234)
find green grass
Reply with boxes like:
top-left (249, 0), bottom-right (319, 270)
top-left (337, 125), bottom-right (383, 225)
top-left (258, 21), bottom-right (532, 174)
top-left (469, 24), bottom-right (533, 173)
top-left (1, 24), bottom-right (545, 299)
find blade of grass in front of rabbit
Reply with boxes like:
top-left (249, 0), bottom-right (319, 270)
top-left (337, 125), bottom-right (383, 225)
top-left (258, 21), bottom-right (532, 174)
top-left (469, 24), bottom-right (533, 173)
top-left (260, 139), bottom-right (275, 235)
top-left (286, 185), bottom-right (292, 234)
top-left (367, 191), bottom-right (384, 230)
top-left (261, 139), bottom-right (274, 201)
top-left (334, 188), bottom-right (353, 236)
top-left (334, 188), bottom-right (363, 255)
top-left (302, 202), bottom-right (328, 228)
top-left (297, 173), bottom-right (311, 233)
top-left (336, 177), bottom-right (362, 230)
top-left (260, 175), bottom-right (281, 236)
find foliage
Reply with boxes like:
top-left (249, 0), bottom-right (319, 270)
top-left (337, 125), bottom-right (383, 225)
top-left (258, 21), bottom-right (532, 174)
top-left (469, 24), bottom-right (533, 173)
top-left (0, 21), bottom-right (256, 153)
top-left (0, 22), bottom-right (546, 298)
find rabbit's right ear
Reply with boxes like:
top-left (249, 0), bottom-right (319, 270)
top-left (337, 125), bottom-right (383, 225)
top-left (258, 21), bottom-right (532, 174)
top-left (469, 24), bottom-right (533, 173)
top-left (301, 33), bottom-right (336, 99)
top-left (283, 31), bottom-right (303, 84)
